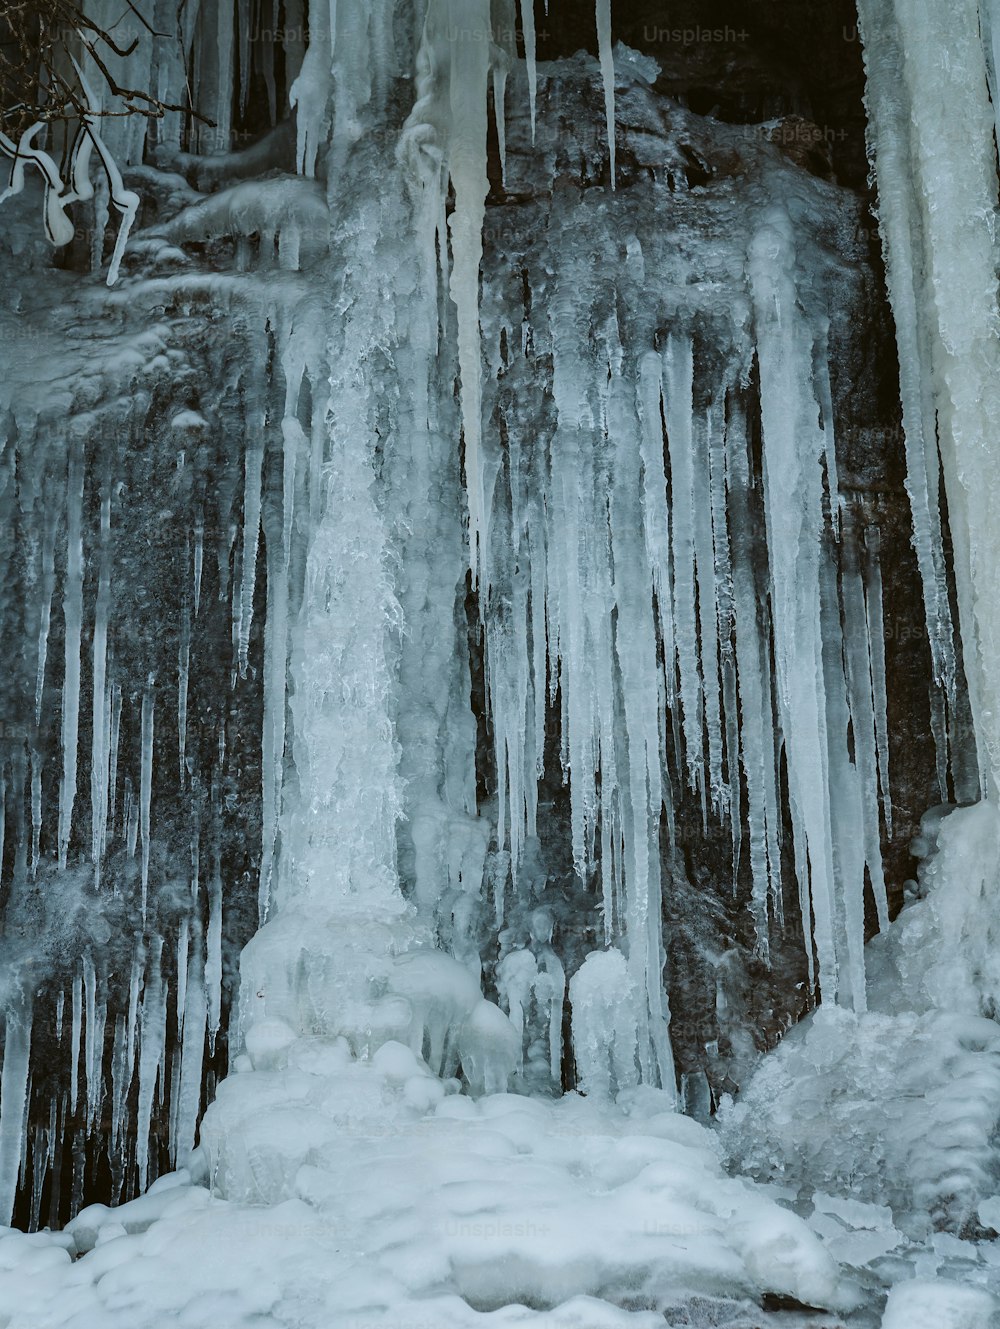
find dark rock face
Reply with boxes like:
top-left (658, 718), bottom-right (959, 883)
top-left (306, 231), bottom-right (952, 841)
top-left (534, 0), bottom-right (870, 187)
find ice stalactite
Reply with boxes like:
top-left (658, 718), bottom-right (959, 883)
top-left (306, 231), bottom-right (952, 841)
top-left (0, 997), bottom-right (31, 1226)
top-left (727, 401), bottom-right (783, 951)
top-left (91, 486), bottom-right (112, 885)
top-left (596, 0), bottom-right (616, 186)
top-left (518, 0), bottom-right (538, 137)
top-left (58, 439), bottom-right (84, 873)
top-left (139, 686), bottom-right (154, 918)
top-left (290, 0), bottom-right (332, 179)
top-left (858, 0), bottom-right (1000, 798)
top-left (218, 3), bottom-right (536, 1133)
top-left (474, 65), bottom-right (893, 1041)
top-left (236, 5), bottom-right (424, 1057)
top-left (136, 939), bottom-right (166, 1194)
top-left (749, 209), bottom-right (873, 1008)
top-left (447, 1), bottom-right (491, 577)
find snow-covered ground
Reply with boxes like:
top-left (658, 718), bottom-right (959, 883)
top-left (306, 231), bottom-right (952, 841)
top-left (1, 1040), bottom-right (998, 1328)
top-left (0, 1066), bottom-right (871, 1328)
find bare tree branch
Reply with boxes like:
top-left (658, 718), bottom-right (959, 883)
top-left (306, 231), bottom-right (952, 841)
top-left (0, 0), bottom-right (212, 138)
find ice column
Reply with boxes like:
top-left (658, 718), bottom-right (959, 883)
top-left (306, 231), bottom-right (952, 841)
top-left (858, 0), bottom-right (1000, 796)
top-left (748, 208), bottom-right (870, 1007)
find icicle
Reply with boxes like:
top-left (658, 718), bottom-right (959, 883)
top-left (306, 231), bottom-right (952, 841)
top-left (856, 0), bottom-right (957, 754)
top-left (29, 1122), bottom-right (45, 1230)
top-left (662, 336), bottom-right (704, 792)
top-left (518, 0), bottom-right (538, 138)
top-left (18, 1068), bottom-right (29, 1197)
top-left (207, 0), bottom-right (236, 156)
top-left (109, 1014), bottom-right (127, 1160)
top-left (83, 952), bottom-right (102, 1130)
top-left (493, 55), bottom-right (509, 187)
top-left (860, 0), bottom-right (1000, 796)
top-left (282, 0), bottom-right (307, 90)
top-left (136, 938), bottom-right (166, 1193)
top-left (0, 771), bottom-right (5, 900)
top-left (0, 998), bottom-right (32, 1226)
top-left (35, 505), bottom-right (58, 726)
top-left (173, 928), bottom-right (207, 1166)
top-left (289, 0), bottom-right (332, 178)
top-left (239, 430), bottom-right (265, 678)
top-left (710, 389), bottom-right (741, 879)
top-left (206, 864), bottom-right (223, 1053)
top-left (749, 212), bottom-right (839, 999)
top-left (262, 0), bottom-right (281, 121)
top-left (548, 268), bottom-right (601, 881)
top-left (447, 0), bottom-right (492, 576)
top-left (193, 519), bottom-right (204, 618)
top-left (70, 973), bottom-right (82, 1116)
top-left (83, 956), bottom-right (95, 1123)
top-left (58, 439), bottom-right (84, 870)
top-left (140, 682), bottom-right (154, 917)
top-left (29, 750), bottom-right (41, 879)
top-left (820, 543), bottom-right (868, 1012)
top-left (45, 1097), bottom-right (57, 1218)
top-left (842, 528), bottom-right (890, 933)
top-left (693, 404), bottom-right (725, 812)
top-left (728, 401), bottom-right (782, 950)
top-left (176, 919), bottom-right (189, 1046)
top-left (608, 353), bottom-right (673, 1088)
top-left (179, 602), bottom-right (190, 787)
top-left (865, 528), bottom-right (893, 838)
top-left (125, 777), bottom-right (139, 858)
top-left (91, 485), bottom-right (111, 883)
top-left (259, 416), bottom-right (298, 923)
top-left (637, 352), bottom-right (676, 711)
top-left (126, 940), bottom-right (142, 1069)
top-left (237, 0), bottom-right (254, 114)
top-left (595, 0), bottom-right (615, 188)
top-left (108, 684), bottom-right (122, 848)
top-left (816, 338), bottom-right (842, 532)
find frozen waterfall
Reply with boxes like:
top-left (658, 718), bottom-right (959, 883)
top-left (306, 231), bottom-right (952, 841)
top-left (3, 0), bottom-right (1000, 1324)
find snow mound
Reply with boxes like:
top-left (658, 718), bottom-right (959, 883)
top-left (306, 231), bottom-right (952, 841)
top-left (721, 1005), bottom-right (1000, 1234)
top-left (0, 1041), bottom-right (858, 1327)
top-left (723, 803), bottom-right (1000, 1234)
top-left (881, 1279), bottom-right (999, 1329)
top-left (867, 803), bottom-right (1000, 1018)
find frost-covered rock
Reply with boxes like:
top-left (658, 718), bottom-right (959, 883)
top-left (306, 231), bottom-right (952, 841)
top-left (721, 1005), bottom-right (1000, 1233)
top-left (881, 1279), bottom-right (999, 1329)
top-left (723, 803), bottom-right (1000, 1234)
top-left (867, 803), bottom-right (1000, 1018)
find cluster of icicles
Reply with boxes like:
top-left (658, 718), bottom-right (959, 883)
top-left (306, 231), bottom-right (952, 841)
top-left (2, 0), bottom-right (988, 1231)
top-left (391, 0), bottom-right (895, 1052)
top-left (0, 282), bottom-right (329, 1226)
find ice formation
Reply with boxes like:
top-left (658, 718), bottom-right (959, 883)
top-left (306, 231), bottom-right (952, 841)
top-left (0, 0), bottom-right (900, 1223)
top-left (5, 0), bottom-right (1000, 1324)
top-left (725, 801), bottom-right (1000, 1235)
top-left (721, 0), bottom-right (1000, 1260)
top-left (857, 0), bottom-right (1000, 800)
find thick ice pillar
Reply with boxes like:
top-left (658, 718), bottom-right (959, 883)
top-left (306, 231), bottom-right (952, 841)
top-left (858, 0), bottom-right (1000, 798)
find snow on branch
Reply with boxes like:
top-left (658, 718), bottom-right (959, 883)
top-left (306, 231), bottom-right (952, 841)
top-left (0, 0), bottom-right (209, 283)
